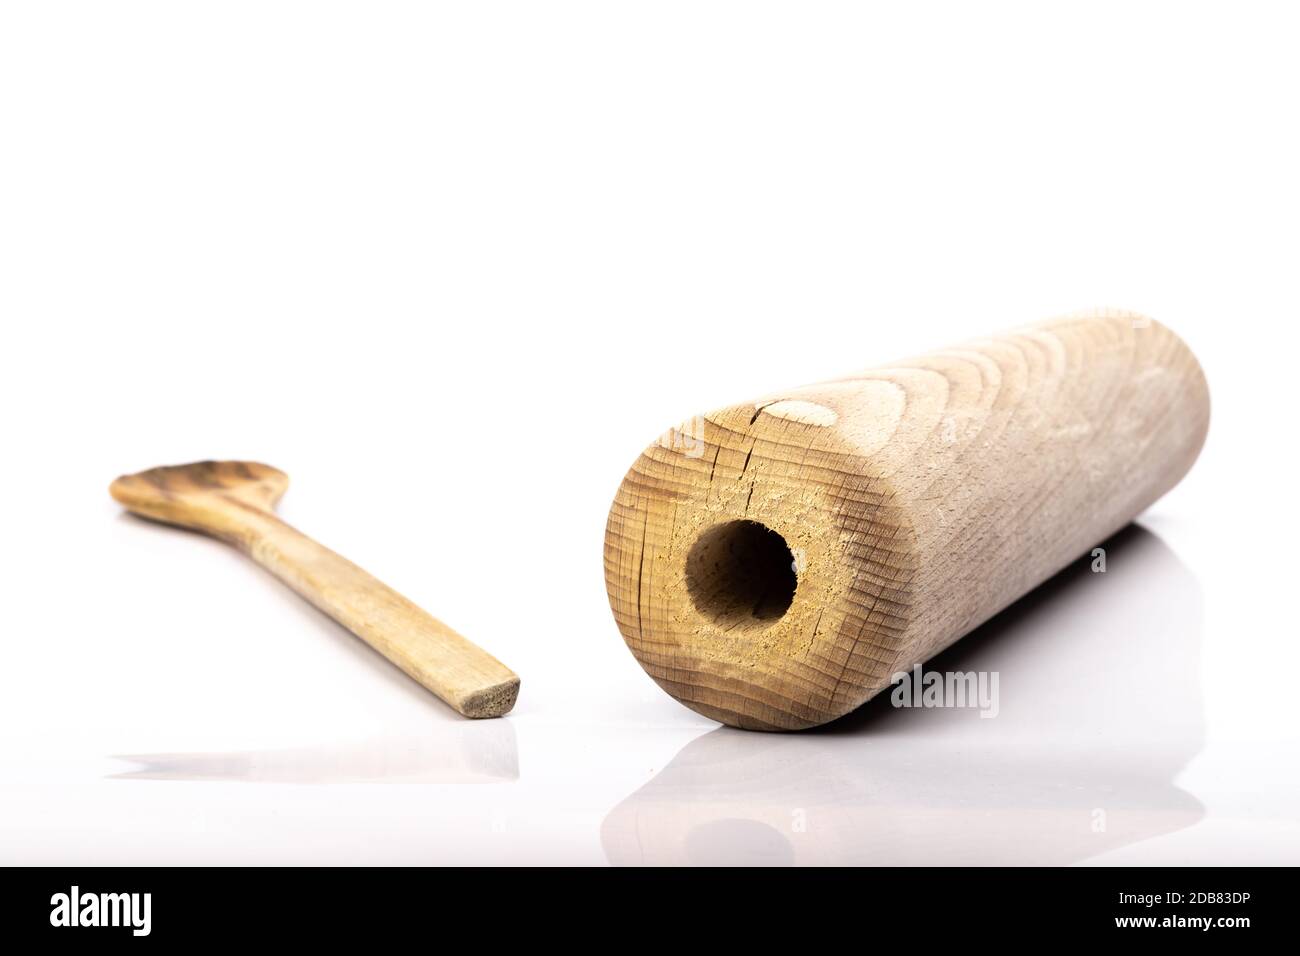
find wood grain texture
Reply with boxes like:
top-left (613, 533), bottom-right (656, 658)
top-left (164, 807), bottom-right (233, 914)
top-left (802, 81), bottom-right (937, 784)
top-left (604, 311), bottom-right (1209, 731)
top-left (110, 461), bottom-right (519, 718)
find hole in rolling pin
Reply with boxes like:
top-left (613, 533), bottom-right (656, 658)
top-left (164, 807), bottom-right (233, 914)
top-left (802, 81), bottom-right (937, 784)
top-left (685, 520), bottom-right (797, 629)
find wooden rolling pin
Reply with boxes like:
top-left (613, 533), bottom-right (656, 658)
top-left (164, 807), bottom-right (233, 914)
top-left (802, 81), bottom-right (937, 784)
top-left (604, 311), bottom-right (1209, 731)
top-left (111, 461), bottom-right (519, 718)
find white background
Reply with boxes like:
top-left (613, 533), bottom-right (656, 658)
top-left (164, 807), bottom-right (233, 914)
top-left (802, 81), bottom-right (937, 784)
top-left (2, 1), bottom-right (1297, 865)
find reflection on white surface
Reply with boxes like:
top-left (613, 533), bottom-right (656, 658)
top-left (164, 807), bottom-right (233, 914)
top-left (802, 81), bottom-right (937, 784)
top-left (111, 721), bottom-right (518, 784)
top-left (602, 524), bottom-right (1205, 865)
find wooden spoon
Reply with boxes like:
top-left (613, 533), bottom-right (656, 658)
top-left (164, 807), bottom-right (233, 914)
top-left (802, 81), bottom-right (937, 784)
top-left (110, 461), bottom-right (519, 718)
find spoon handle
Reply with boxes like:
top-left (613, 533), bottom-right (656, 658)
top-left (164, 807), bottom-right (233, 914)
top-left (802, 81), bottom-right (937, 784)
top-left (235, 509), bottom-right (519, 718)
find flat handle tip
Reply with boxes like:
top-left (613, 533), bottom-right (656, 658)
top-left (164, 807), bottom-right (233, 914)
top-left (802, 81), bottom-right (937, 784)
top-left (457, 677), bottom-right (521, 719)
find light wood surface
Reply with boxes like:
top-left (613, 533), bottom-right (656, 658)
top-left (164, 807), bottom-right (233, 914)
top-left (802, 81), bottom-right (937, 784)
top-left (110, 461), bottom-right (519, 718)
top-left (604, 310), bottom-right (1210, 730)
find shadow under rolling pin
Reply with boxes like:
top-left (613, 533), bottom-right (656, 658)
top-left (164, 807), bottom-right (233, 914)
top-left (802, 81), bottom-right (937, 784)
top-left (604, 310), bottom-right (1209, 730)
top-left (111, 461), bottom-right (519, 719)
top-left (601, 523), bottom-right (1205, 865)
